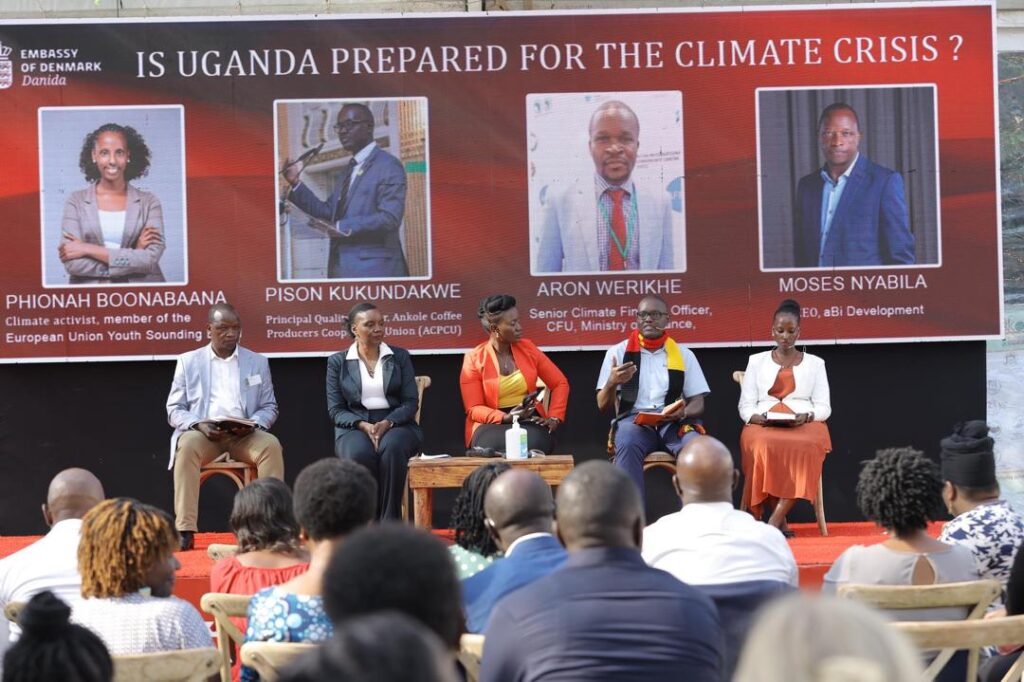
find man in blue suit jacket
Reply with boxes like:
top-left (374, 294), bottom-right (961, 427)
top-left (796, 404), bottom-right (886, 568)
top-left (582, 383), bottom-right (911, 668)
top-left (482, 461), bottom-right (723, 682)
top-left (462, 470), bottom-right (567, 633)
top-left (284, 103), bottom-right (409, 279)
top-left (166, 304), bottom-right (282, 549)
top-left (794, 103), bottom-right (916, 267)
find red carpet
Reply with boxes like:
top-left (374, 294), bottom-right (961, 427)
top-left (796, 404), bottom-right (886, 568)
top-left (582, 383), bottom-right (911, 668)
top-left (0, 522), bottom-right (942, 611)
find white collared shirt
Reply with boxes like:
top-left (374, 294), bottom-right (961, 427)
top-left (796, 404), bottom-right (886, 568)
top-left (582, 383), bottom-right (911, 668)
top-left (504, 532), bottom-right (555, 558)
top-left (207, 344), bottom-right (243, 419)
top-left (642, 502), bottom-right (798, 586)
top-left (347, 342), bottom-right (393, 410)
top-left (596, 340), bottom-right (710, 410)
top-left (347, 141), bottom-right (378, 189)
top-left (0, 519), bottom-right (84, 647)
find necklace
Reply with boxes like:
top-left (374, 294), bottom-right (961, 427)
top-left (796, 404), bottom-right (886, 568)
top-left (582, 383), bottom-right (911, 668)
top-left (358, 349), bottom-right (378, 377)
top-left (496, 349), bottom-right (516, 375)
top-left (772, 348), bottom-right (801, 368)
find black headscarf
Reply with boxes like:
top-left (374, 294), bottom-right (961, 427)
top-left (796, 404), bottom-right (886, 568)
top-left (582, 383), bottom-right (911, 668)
top-left (940, 420), bottom-right (997, 488)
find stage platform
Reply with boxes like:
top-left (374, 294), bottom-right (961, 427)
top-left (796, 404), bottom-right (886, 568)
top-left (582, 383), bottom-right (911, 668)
top-left (0, 521), bottom-right (932, 613)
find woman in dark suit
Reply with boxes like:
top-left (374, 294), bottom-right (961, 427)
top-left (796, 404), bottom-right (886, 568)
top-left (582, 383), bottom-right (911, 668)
top-left (327, 302), bottom-right (423, 520)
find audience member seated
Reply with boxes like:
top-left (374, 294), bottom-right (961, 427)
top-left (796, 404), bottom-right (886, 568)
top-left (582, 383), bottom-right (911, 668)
top-left (979, 539), bottom-right (1024, 682)
top-left (210, 478), bottom-right (309, 681)
top-left (327, 302), bottom-right (424, 520)
top-left (3, 590), bottom-right (113, 682)
top-left (482, 461), bottom-right (723, 682)
top-left (448, 462), bottom-right (510, 579)
top-left (242, 458), bottom-right (376, 682)
top-left (734, 593), bottom-right (923, 682)
top-left (642, 435), bottom-right (797, 679)
top-left (461, 294), bottom-right (569, 455)
top-left (0, 468), bottom-right (104, 662)
top-left (739, 299), bottom-right (831, 534)
top-left (462, 470), bottom-right (566, 633)
top-left (643, 435), bottom-right (798, 586)
top-left (939, 420), bottom-right (1024, 607)
top-left (73, 498), bottom-right (212, 654)
top-left (323, 524), bottom-right (463, 652)
top-left (597, 295), bottom-right (710, 503)
top-left (823, 447), bottom-right (979, 621)
top-left (277, 612), bottom-right (458, 682)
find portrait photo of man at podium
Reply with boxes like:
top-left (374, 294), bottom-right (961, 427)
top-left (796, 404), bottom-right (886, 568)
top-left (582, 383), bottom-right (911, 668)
top-left (276, 98), bottom-right (431, 281)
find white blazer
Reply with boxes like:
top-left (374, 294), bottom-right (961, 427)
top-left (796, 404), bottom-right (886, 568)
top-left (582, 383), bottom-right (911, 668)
top-left (738, 350), bottom-right (831, 424)
top-left (535, 178), bottom-right (675, 273)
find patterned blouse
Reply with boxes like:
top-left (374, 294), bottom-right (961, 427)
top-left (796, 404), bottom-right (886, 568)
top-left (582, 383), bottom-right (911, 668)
top-left (241, 587), bottom-right (333, 682)
top-left (449, 544), bottom-right (498, 580)
top-left (940, 500), bottom-right (1024, 606)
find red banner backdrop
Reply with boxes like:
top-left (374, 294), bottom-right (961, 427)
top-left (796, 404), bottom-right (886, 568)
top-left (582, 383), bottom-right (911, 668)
top-left (0, 2), bottom-right (1001, 361)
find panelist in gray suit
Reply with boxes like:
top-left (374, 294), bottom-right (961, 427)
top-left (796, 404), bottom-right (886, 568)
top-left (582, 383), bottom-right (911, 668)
top-left (166, 304), bottom-right (283, 550)
top-left (536, 100), bottom-right (675, 274)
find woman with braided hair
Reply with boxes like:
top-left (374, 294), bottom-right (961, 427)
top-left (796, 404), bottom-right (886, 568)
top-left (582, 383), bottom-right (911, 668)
top-left (447, 461), bottom-right (511, 579)
top-left (72, 498), bottom-right (211, 654)
top-left (2, 590), bottom-right (112, 682)
top-left (823, 447), bottom-right (978, 620)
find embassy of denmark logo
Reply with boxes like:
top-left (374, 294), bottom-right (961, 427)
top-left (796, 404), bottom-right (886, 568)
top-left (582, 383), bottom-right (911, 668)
top-left (0, 42), bottom-right (13, 89)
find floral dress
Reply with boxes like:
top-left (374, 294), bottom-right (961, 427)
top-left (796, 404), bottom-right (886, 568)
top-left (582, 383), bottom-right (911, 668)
top-left (240, 587), bottom-right (333, 682)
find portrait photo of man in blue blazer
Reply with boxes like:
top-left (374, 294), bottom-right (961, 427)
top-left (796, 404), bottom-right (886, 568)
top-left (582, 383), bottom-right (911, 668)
top-left (283, 102), bottom-right (410, 279)
top-left (794, 102), bottom-right (916, 268)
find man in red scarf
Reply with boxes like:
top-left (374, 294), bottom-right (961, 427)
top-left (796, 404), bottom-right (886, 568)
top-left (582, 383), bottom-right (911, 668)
top-left (597, 295), bottom-right (710, 500)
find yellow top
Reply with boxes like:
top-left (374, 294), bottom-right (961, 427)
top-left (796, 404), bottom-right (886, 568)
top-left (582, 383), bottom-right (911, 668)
top-left (497, 370), bottom-right (529, 409)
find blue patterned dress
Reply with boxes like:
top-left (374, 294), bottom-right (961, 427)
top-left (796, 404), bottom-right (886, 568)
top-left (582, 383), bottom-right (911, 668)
top-left (240, 587), bottom-right (333, 682)
top-left (940, 500), bottom-right (1024, 609)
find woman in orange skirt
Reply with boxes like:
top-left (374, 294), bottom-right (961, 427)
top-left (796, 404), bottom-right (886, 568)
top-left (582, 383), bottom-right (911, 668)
top-left (739, 299), bottom-right (831, 535)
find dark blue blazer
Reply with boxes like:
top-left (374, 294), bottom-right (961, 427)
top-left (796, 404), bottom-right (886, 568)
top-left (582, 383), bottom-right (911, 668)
top-left (794, 155), bottom-right (915, 267)
top-left (481, 547), bottom-right (723, 682)
top-left (325, 345), bottom-right (422, 444)
top-left (462, 534), bottom-right (567, 634)
top-left (289, 145), bottom-right (409, 278)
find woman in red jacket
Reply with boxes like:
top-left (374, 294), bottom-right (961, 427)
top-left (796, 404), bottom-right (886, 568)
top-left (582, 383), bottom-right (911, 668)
top-left (460, 294), bottom-right (569, 454)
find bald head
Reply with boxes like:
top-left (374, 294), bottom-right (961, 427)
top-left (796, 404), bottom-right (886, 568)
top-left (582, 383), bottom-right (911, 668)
top-left (483, 470), bottom-right (555, 551)
top-left (674, 436), bottom-right (737, 505)
top-left (555, 461), bottom-right (643, 551)
top-left (43, 468), bottom-right (104, 526)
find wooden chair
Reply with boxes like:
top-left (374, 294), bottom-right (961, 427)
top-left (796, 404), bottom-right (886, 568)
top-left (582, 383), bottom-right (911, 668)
top-left (239, 641), bottom-right (317, 682)
top-left (200, 454), bottom-right (256, 491)
top-left (206, 544), bottom-right (239, 561)
top-left (459, 633), bottom-right (485, 682)
top-left (892, 614), bottom-right (1024, 682)
top-left (200, 592), bottom-right (252, 682)
top-left (733, 369), bottom-right (828, 536)
top-left (112, 648), bottom-right (221, 682)
top-left (400, 375), bottom-right (431, 521)
top-left (3, 601), bottom-right (23, 624)
top-left (838, 579), bottom-right (1002, 680)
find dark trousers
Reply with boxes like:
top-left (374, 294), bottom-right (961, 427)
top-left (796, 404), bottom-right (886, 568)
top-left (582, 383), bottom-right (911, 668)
top-left (613, 419), bottom-right (701, 499)
top-left (471, 422), bottom-right (555, 455)
top-left (335, 409), bottom-right (422, 520)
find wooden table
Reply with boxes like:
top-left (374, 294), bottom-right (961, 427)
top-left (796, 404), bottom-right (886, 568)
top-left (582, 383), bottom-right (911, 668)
top-left (407, 455), bottom-right (574, 528)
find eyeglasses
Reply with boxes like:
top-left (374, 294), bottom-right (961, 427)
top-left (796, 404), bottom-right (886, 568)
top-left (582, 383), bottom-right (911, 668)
top-left (333, 120), bottom-right (371, 134)
top-left (637, 311), bottom-right (667, 321)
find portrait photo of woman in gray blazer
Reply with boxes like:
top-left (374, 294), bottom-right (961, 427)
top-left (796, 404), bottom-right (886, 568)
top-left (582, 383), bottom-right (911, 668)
top-left (57, 123), bottom-right (166, 284)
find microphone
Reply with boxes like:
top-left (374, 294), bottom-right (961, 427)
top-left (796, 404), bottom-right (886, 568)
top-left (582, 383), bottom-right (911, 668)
top-left (280, 142), bottom-right (324, 175)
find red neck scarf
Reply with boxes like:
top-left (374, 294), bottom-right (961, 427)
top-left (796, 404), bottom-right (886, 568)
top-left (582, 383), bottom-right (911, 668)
top-left (628, 330), bottom-right (669, 352)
